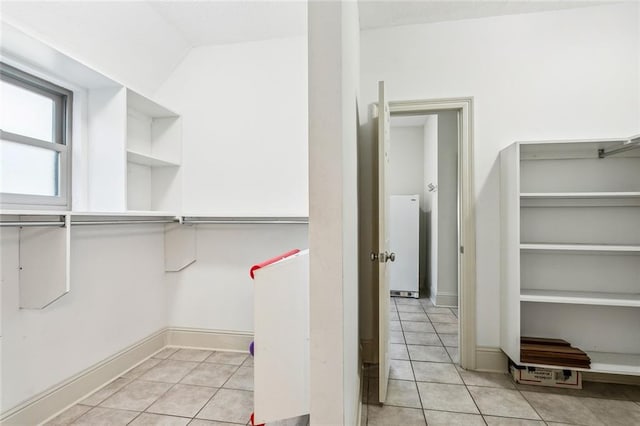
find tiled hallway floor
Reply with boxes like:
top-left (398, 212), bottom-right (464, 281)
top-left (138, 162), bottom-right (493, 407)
top-left (362, 296), bottom-right (640, 426)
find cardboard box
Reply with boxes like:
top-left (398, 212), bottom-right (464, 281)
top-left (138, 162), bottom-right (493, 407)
top-left (510, 364), bottom-right (582, 389)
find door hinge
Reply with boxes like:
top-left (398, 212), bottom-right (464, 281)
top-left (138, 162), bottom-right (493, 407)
top-left (460, 246), bottom-right (464, 254)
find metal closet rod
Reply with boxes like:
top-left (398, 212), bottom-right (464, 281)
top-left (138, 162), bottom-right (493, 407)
top-left (598, 136), bottom-right (640, 158)
top-left (182, 216), bottom-right (309, 224)
top-left (0, 218), bottom-right (178, 227)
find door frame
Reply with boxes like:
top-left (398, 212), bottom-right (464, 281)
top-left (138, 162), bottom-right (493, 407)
top-left (388, 97), bottom-right (476, 370)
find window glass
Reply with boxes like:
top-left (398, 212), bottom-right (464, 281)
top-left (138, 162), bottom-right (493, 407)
top-left (0, 79), bottom-right (55, 143)
top-left (0, 140), bottom-right (59, 196)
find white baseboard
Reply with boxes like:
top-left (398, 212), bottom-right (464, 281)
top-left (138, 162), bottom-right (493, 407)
top-left (434, 292), bottom-right (458, 307)
top-left (1, 327), bottom-right (253, 426)
top-left (166, 327), bottom-right (253, 352)
top-left (475, 346), bottom-right (508, 373)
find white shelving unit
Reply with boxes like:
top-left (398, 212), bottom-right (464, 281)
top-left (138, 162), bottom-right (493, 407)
top-left (500, 137), bottom-right (640, 376)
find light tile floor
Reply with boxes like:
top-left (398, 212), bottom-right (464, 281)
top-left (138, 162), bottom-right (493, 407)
top-left (46, 296), bottom-right (640, 426)
top-left (363, 296), bottom-right (640, 426)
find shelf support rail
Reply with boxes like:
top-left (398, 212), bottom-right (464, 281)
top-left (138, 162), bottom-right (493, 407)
top-left (598, 135), bottom-right (640, 158)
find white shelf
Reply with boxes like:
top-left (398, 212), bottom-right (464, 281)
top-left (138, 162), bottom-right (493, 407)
top-left (521, 289), bottom-right (640, 307)
top-left (520, 351), bottom-right (640, 376)
top-left (521, 243), bottom-right (640, 253)
top-left (127, 150), bottom-right (180, 167)
top-left (521, 192), bottom-right (640, 199)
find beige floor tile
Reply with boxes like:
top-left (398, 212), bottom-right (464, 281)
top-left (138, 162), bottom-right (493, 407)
top-left (223, 366), bottom-right (254, 391)
top-left (153, 348), bottom-right (180, 360)
top-left (130, 413), bottom-right (191, 425)
top-left (456, 366), bottom-right (516, 389)
top-left (389, 359), bottom-right (414, 381)
top-left (483, 416), bottom-right (545, 425)
top-left (268, 414), bottom-right (310, 425)
top-left (205, 352), bottom-right (248, 366)
top-left (576, 381), bottom-right (635, 400)
top-left (81, 378), bottom-right (132, 406)
top-left (366, 405), bottom-right (426, 426)
top-left (620, 384), bottom-right (640, 402)
top-left (196, 389), bottom-right (253, 424)
top-left (412, 361), bottom-right (463, 384)
top-left (170, 349), bottom-right (214, 362)
top-left (445, 346), bottom-right (459, 363)
top-left (100, 380), bottom-right (173, 411)
top-left (423, 307), bottom-right (452, 314)
top-left (402, 321), bottom-right (435, 333)
top-left (423, 410), bottom-right (484, 425)
top-left (390, 330), bottom-right (405, 343)
top-left (438, 334), bottom-right (458, 347)
top-left (427, 313), bottom-right (458, 323)
top-left (416, 382), bottom-right (478, 414)
top-left (72, 407), bottom-right (139, 425)
top-left (140, 360), bottom-right (200, 384)
top-left (390, 311), bottom-right (399, 320)
top-left (396, 304), bottom-right (424, 313)
top-left (241, 356), bottom-right (253, 367)
top-left (433, 323), bottom-right (458, 334)
top-left (44, 404), bottom-right (91, 425)
top-left (367, 379), bottom-right (379, 404)
top-left (419, 299), bottom-right (434, 307)
top-left (469, 386), bottom-right (539, 420)
top-left (385, 379), bottom-right (421, 408)
top-left (450, 308), bottom-right (459, 317)
top-left (390, 320), bottom-right (402, 331)
top-left (520, 391), bottom-right (604, 425)
top-left (580, 396), bottom-right (640, 426)
top-left (123, 358), bottom-right (163, 380)
top-left (188, 420), bottom-right (241, 425)
top-left (181, 363), bottom-right (238, 388)
top-left (390, 343), bottom-right (410, 360)
top-left (407, 345), bottom-right (450, 363)
top-left (398, 312), bottom-right (429, 322)
top-left (403, 332), bottom-right (441, 346)
top-left (147, 384), bottom-right (217, 418)
top-left (394, 298), bottom-right (422, 306)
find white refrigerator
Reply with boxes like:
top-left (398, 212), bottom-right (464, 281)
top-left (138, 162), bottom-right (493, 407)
top-left (390, 195), bottom-right (420, 298)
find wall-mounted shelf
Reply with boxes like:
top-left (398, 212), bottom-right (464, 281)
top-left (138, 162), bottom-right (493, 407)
top-left (521, 192), bottom-right (640, 199)
top-left (520, 289), bottom-right (640, 308)
top-left (127, 150), bottom-right (180, 168)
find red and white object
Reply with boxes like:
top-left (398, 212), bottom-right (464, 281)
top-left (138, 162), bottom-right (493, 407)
top-left (510, 364), bottom-right (582, 389)
top-left (251, 249), bottom-right (309, 424)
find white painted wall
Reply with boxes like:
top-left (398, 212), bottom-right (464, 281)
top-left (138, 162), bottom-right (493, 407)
top-left (308, 1), bottom-right (360, 424)
top-left (1, 226), bottom-right (167, 411)
top-left (389, 126), bottom-right (424, 196)
top-left (0, 1), bottom-right (191, 96)
top-left (165, 224), bottom-right (308, 332)
top-left (360, 3), bottom-right (640, 347)
top-left (154, 36), bottom-right (308, 217)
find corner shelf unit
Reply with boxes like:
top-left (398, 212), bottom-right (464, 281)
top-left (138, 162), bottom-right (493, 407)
top-left (500, 137), bottom-right (640, 376)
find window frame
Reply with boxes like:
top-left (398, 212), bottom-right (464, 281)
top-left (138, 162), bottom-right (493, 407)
top-left (1, 62), bottom-right (73, 210)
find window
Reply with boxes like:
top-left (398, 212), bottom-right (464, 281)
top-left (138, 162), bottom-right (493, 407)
top-left (0, 62), bottom-right (72, 209)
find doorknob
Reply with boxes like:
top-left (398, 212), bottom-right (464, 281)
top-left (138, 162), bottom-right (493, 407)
top-left (388, 252), bottom-right (396, 262)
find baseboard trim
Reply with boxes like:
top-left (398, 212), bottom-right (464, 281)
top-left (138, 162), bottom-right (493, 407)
top-left (475, 346), bottom-right (508, 373)
top-left (166, 327), bottom-right (252, 352)
top-left (1, 329), bottom-right (167, 426)
top-left (2, 327), bottom-right (253, 425)
top-left (582, 372), bottom-right (640, 385)
top-left (434, 292), bottom-right (458, 307)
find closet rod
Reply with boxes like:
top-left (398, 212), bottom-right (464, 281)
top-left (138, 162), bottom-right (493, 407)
top-left (182, 217), bottom-right (309, 225)
top-left (72, 219), bottom-right (178, 226)
top-left (0, 221), bottom-right (65, 227)
top-left (598, 136), bottom-right (640, 158)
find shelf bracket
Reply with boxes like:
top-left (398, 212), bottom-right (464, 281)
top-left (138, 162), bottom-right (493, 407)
top-left (598, 135), bottom-right (640, 158)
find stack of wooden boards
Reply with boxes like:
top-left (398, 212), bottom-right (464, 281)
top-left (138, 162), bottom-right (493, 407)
top-left (521, 337), bottom-right (591, 369)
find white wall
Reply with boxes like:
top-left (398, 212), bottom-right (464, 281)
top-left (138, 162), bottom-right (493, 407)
top-left (308, 1), bottom-right (360, 424)
top-left (154, 36), bottom-right (308, 217)
top-left (360, 3), bottom-right (640, 347)
top-left (0, 1), bottom-right (191, 96)
top-left (1, 226), bottom-right (167, 411)
top-left (165, 224), bottom-right (308, 332)
top-left (389, 126), bottom-right (424, 196)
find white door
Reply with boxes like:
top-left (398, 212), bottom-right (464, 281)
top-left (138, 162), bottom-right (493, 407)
top-left (377, 81), bottom-right (393, 403)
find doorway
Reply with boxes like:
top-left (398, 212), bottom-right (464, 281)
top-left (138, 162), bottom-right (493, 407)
top-left (373, 87), bottom-right (476, 404)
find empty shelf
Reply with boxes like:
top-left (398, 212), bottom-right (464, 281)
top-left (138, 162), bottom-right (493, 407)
top-left (521, 290), bottom-right (640, 307)
top-left (127, 150), bottom-right (180, 167)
